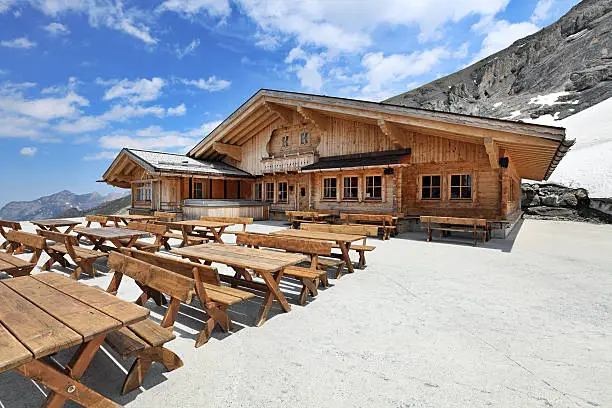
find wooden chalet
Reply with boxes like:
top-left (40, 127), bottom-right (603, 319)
top-left (102, 89), bottom-right (573, 222)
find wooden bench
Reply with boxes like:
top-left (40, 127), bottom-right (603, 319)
top-left (236, 232), bottom-right (334, 305)
top-left (104, 251), bottom-right (186, 394)
top-left (340, 213), bottom-right (396, 240)
top-left (0, 219), bottom-right (21, 251)
top-left (118, 221), bottom-right (168, 252)
top-left (420, 216), bottom-right (488, 246)
top-left (285, 211), bottom-right (331, 228)
top-left (301, 223), bottom-right (377, 268)
top-left (155, 221), bottom-right (210, 249)
top-left (199, 216), bottom-right (253, 232)
top-left (0, 230), bottom-right (42, 277)
top-left (37, 229), bottom-right (107, 280)
top-left (84, 215), bottom-right (109, 227)
top-left (154, 211), bottom-right (178, 222)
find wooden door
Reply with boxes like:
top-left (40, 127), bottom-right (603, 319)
top-left (297, 182), bottom-right (309, 210)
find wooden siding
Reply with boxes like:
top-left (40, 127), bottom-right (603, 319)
top-left (183, 204), bottom-right (267, 221)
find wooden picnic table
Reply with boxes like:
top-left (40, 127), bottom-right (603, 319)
top-left (172, 243), bottom-right (307, 326)
top-left (172, 220), bottom-right (235, 244)
top-left (74, 227), bottom-right (148, 252)
top-left (0, 273), bottom-right (148, 408)
top-left (105, 214), bottom-right (157, 227)
top-left (270, 229), bottom-right (365, 275)
top-left (31, 219), bottom-right (81, 234)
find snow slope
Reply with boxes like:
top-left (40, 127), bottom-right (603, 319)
top-left (524, 97), bottom-right (612, 198)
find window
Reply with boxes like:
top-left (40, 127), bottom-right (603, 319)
top-left (254, 183), bottom-right (262, 201)
top-left (365, 176), bottom-right (382, 200)
top-left (265, 182), bottom-right (275, 202)
top-left (278, 182), bottom-right (288, 202)
top-left (135, 183), bottom-right (151, 202)
top-left (323, 177), bottom-right (337, 199)
top-left (450, 174), bottom-right (472, 199)
top-left (300, 131), bottom-right (309, 145)
top-left (421, 175), bottom-right (441, 200)
top-left (193, 181), bottom-right (203, 199)
top-left (281, 135), bottom-right (289, 147)
top-left (343, 177), bottom-right (359, 200)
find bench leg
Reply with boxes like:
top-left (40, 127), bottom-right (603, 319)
top-left (122, 347), bottom-right (183, 395)
top-left (196, 303), bottom-right (232, 348)
top-left (298, 277), bottom-right (319, 306)
top-left (357, 251), bottom-right (366, 269)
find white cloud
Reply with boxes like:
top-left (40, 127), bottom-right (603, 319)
top-left (43, 22), bottom-right (70, 36)
top-left (100, 104), bottom-right (166, 121)
top-left (180, 76), bottom-right (231, 92)
top-left (0, 0), bottom-right (17, 14)
top-left (531, 0), bottom-right (553, 23)
top-left (19, 146), bottom-right (37, 156)
top-left (167, 104), bottom-right (186, 116)
top-left (175, 39), bottom-right (200, 59)
top-left (254, 31), bottom-right (282, 50)
top-left (0, 37), bottom-right (36, 49)
top-left (0, 91), bottom-right (88, 121)
top-left (470, 19), bottom-right (539, 64)
top-left (103, 78), bottom-right (165, 103)
top-left (54, 116), bottom-right (107, 133)
top-left (157, 0), bottom-right (231, 18)
top-left (285, 47), bottom-right (324, 91)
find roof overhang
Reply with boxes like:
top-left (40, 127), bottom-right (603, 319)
top-left (188, 89), bottom-right (572, 181)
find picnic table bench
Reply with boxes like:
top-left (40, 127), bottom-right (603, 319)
top-left (340, 213), bottom-right (397, 240)
top-left (199, 216), bottom-right (253, 232)
top-left (37, 229), bottom-right (107, 280)
top-left (74, 227), bottom-right (148, 253)
top-left (117, 221), bottom-right (168, 252)
top-left (1, 230), bottom-right (45, 277)
top-left (171, 219), bottom-right (235, 244)
top-left (154, 211), bottom-right (178, 221)
top-left (0, 273), bottom-right (149, 407)
top-left (112, 248), bottom-right (255, 348)
top-left (300, 223), bottom-right (377, 268)
top-left (236, 232), bottom-right (335, 305)
top-left (420, 216), bottom-right (488, 246)
top-left (0, 219), bottom-right (22, 252)
top-left (270, 229), bottom-right (366, 277)
top-left (285, 211), bottom-right (332, 228)
top-left (31, 219), bottom-right (81, 234)
top-left (154, 221), bottom-right (209, 249)
top-left (172, 243), bottom-right (307, 326)
top-left (104, 214), bottom-right (158, 227)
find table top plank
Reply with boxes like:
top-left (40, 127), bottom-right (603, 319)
top-left (173, 220), bottom-right (234, 228)
top-left (106, 214), bottom-right (157, 221)
top-left (172, 243), bottom-right (306, 273)
top-left (33, 274), bottom-right (149, 326)
top-left (0, 322), bottom-right (33, 374)
top-left (0, 282), bottom-right (82, 359)
top-left (0, 252), bottom-right (30, 268)
top-left (271, 229), bottom-right (365, 243)
top-left (31, 219), bottom-right (81, 227)
top-left (74, 227), bottom-right (147, 240)
top-left (3, 276), bottom-right (122, 342)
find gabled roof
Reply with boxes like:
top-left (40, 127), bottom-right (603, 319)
top-left (101, 149), bottom-right (253, 187)
top-left (186, 89), bottom-right (573, 181)
top-left (301, 149), bottom-right (411, 172)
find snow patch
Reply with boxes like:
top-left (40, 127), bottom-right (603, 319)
top-left (493, 102), bottom-right (503, 108)
top-left (566, 29), bottom-right (588, 42)
top-left (524, 97), bottom-right (612, 197)
top-left (528, 91), bottom-right (571, 106)
top-left (504, 110), bottom-right (522, 120)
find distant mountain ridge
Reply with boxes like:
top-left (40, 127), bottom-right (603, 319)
top-left (57, 195), bottom-right (132, 218)
top-left (385, 0), bottom-right (612, 121)
top-left (0, 190), bottom-right (127, 221)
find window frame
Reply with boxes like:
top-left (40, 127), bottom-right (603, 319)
top-left (281, 135), bottom-right (289, 148)
top-left (277, 181), bottom-right (288, 203)
top-left (193, 181), bottom-right (203, 199)
top-left (365, 175), bottom-right (382, 201)
top-left (300, 130), bottom-right (309, 145)
top-left (134, 182), bottom-right (151, 202)
top-left (322, 177), bottom-right (337, 200)
top-left (420, 175), bottom-right (441, 201)
top-left (254, 182), bottom-right (263, 201)
top-left (449, 174), bottom-right (473, 200)
top-left (342, 176), bottom-right (359, 201)
top-left (265, 182), bottom-right (275, 202)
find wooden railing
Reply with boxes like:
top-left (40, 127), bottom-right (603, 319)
top-left (160, 201), bottom-right (181, 211)
top-left (132, 200), bottom-right (151, 208)
top-left (261, 152), bottom-right (317, 174)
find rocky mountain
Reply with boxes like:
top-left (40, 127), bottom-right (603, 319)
top-left (0, 190), bottom-right (127, 221)
top-left (57, 195), bottom-right (131, 218)
top-left (385, 0), bottom-right (612, 122)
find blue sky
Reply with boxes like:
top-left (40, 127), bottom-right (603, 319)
top-left (0, 0), bottom-right (578, 206)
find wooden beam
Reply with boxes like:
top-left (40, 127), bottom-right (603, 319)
top-left (213, 142), bottom-right (243, 161)
top-left (484, 137), bottom-right (499, 169)
top-left (378, 119), bottom-right (411, 148)
top-left (297, 106), bottom-right (331, 132)
top-left (264, 102), bottom-right (295, 125)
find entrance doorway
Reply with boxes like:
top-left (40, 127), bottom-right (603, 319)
top-left (297, 182), bottom-right (309, 210)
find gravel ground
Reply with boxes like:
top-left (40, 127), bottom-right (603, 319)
top-left (0, 218), bottom-right (610, 408)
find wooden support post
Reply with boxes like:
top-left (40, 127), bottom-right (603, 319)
top-left (484, 137), bottom-right (500, 169)
top-left (297, 106), bottom-right (331, 132)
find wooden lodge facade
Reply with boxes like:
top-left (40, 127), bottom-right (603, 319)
top-left (102, 89), bottom-right (573, 221)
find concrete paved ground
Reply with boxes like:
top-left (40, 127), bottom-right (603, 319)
top-left (0, 219), bottom-right (610, 407)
